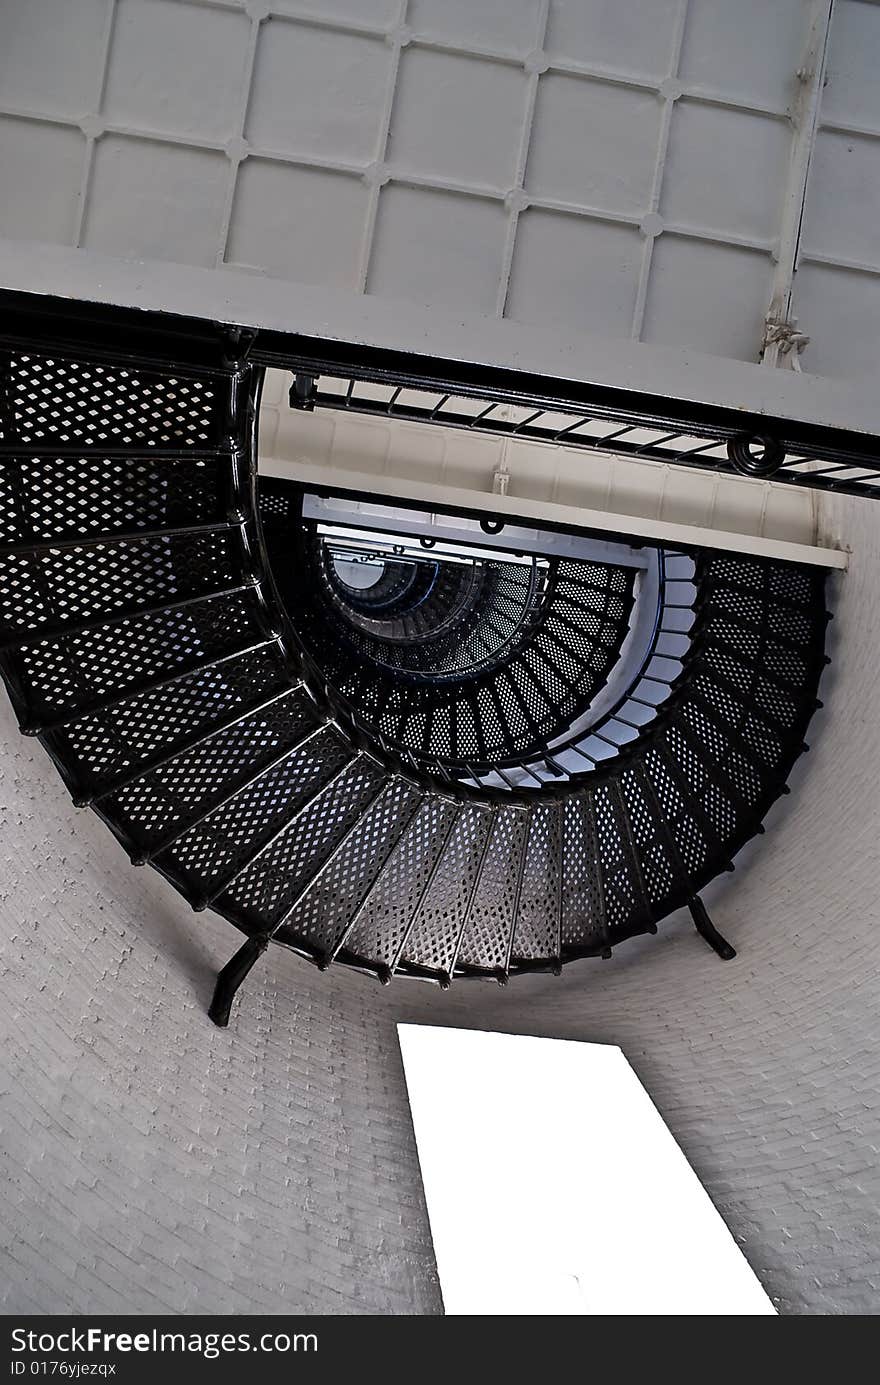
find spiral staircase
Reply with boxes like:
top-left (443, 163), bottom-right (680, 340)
top-left (0, 293), bottom-right (829, 1024)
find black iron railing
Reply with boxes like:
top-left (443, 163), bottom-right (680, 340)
top-left (265, 342), bottom-right (880, 500)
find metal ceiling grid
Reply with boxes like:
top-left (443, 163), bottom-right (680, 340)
top-left (0, 0), bottom-right (872, 377)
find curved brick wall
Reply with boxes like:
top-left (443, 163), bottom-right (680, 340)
top-left (0, 729), bottom-right (443, 1315)
top-left (0, 500), bottom-right (877, 1316)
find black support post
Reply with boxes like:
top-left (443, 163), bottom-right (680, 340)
top-left (208, 933), bottom-right (271, 1027)
top-left (289, 373), bottom-right (317, 411)
top-left (688, 896), bottom-right (736, 960)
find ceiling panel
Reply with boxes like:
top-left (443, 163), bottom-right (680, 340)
top-left (0, 0), bottom-right (876, 387)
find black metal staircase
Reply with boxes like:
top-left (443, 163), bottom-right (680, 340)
top-left (0, 293), bottom-right (829, 1022)
top-left (262, 481), bottom-right (639, 778)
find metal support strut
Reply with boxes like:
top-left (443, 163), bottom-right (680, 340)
top-left (208, 932), bottom-right (271, 1027)
top-left (688, 896), bottom-right (736, 961)
top-left (289, 373), bottom-right (317, 411)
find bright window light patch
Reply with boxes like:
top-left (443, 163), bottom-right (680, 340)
top-left (398, 1024), bottom-right (776, 1316)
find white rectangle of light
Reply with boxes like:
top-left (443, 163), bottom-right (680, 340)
top-left (397, 1024), bottom-right (776, 1316)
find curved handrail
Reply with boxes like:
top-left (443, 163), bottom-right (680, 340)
top-left (464, 551), bottom-right (698, 790)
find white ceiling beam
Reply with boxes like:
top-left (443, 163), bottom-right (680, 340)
top-left (260, 453), bottom-right (846, 570)
top-left (259, 369), bottom-right (847, 571)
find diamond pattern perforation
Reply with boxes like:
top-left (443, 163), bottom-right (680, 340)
top-left (456, 807), bottom-right (529, 971)
top-left (157, 726), bottom-right (352, 898)
top-left (279, 779), bottom-right (424, 957)
top-left (540, 615), bottom-right (612, 675)
top-left (552, 588), bottom-right (621, 633)
top-left (6, 452), bottom-right (228, 543)
top-left (16, 592), bottom-right (267, 721)
top-left (270, 504), bottom-right (637, 771)
top-left (763, 638), bottom-right (812, 689)
top-left (709, 562), bottom-right (813, 605)
top-left (592, 782), bottom-right (645, 940)
top-left (707, 601), bottom-right (807, 659)
top-left (50, 645), bottom-right (291, 790)
top-left (545, 605), bottom-right (605, 648)
top-left (768, 604), bottom-right (813, 646)
top-left (511, 801), bottom-right (563, 960)
top-left (107, 686), bottom-right (317, 849)
top-left (707, 587), bottom-right (765, 628)
top-left (4, 352), bottom-right (222, 447)
top-left (401, 804), bottom-right (493, 973)
top-left (324, 560), bottom-right (540, 679)
top-left (643, 745), bottom-right (709, 876)
top-left (706, 556), bottom-right (766, 589)
top-left (620, 767), bottom-right (677, 907)
top-left (752, 674), bottom-right (799, 730)
top-left (705, 613), bottom-right (763, 664)
top-left (696, 667), bottom-right (795, 763)
top-left (449, 696), bottom-right (484, 763)
top-left (343, 798), bottom-right (459, 969)
top-left (558, 561), bottom-right (629, 596)
top-left (507, 657), bottom-right (555, 727)
top-left (520, 643), bottom-right (579, 716)
top-left (684, 694), bottom-right (762, 782)
top-left (703, 643), bottom-right (758, 698)
top-left (472, 684), bottom-right (506, 754)
top-left (0, 465), bottom-right (26, 546)
top-left (693, 670), bottom-right (751, 733)
top-left (676, 701), bottom-right (760, 841)
top-left (768, 567), bottom-right (815, 605)
top-left (219, 759), bottom-right (387, 929)
top-left (740, 709), bottom-right (784, 767)
top-left (0, 529), bottom-right (245, 638)
top-left (560, 795), bottom-right (605, 951)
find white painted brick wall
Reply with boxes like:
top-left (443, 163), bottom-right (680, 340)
top-left (0, 496), bottom-right (878, 1316)
top-left (0, 732), bottom-right (443, 1315)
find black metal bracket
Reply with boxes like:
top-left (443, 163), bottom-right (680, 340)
top-left (688, 896), bottom-right (736, 960)
top-left (289, 372), bottom-right (317, 411)
top-left (208, 932), bottom-right (271, 1027)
